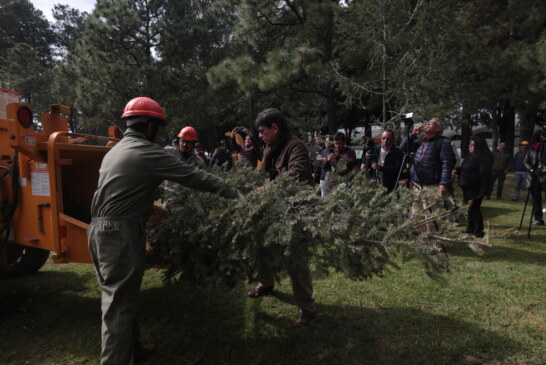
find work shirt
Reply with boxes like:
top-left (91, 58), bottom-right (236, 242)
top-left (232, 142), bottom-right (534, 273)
top-left (91, 129), bottom-right (228, 220)
top-left (164, 145), bottom-right (205, 168)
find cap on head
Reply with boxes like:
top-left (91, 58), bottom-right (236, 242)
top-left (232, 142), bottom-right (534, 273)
top-left (122, 97), bottom-right (166, 123)
top-left (178, 126), bottom-right (198, 141)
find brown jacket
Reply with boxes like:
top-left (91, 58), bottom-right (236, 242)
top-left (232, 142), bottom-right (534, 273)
top-left (492, 150), bottom-right (512, 171)
top-left (261, 133), bottom-right (313, 184)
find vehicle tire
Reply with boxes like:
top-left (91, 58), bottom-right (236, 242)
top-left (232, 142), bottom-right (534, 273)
top-left (0, 243), bottom-right (50, 278)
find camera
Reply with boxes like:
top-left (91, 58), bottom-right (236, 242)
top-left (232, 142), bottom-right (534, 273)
top-left (400, 112), bottom-right (414, 126)
top-left (236, 127), bottom-right (245, 133)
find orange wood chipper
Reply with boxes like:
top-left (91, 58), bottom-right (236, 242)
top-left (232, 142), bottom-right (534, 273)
top-left (0, 88), bottom-right (119, 277)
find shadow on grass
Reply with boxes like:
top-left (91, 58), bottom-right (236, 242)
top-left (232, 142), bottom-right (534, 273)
top-left (481, 204), bottom-right (518, 219)
top-left (0, 270), bottom-right (101, 364)
top-left (0, 270), bottom-right (527, 365)
top-left (142, 284), bottom-right (524, 365)
top-left (447, 243), bottom-right (546, 266)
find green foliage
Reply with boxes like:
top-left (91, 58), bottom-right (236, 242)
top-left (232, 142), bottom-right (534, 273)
top-left (148, 165), bottom-right (471, 287)
top-left (2, 0), bottom-right (545, 146)
top-left (0, 43), bottom-right (51, 112)
top-left (0, 0), bottom-right (55, 66)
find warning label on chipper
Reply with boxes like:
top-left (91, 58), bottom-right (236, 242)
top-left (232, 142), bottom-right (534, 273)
top-left (31, 169), bottom-right (50, 196)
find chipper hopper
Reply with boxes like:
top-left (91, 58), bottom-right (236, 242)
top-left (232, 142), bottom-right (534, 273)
top-left (0, 88), bottom-right (119, 277)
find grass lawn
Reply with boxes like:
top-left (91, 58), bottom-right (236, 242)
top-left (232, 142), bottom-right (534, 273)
top-left (1, 176), bottom-right (545, 365)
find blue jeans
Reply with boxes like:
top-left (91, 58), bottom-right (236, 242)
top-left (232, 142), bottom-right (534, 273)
top-left (512, 171), bottom-right (526, 200)
top-left (491, 169), bottom-right (506, 198)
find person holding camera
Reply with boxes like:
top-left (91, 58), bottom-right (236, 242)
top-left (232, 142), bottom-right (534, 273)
top-left (231, 126), bottom-right (262, 168)
top-left (524, 131), bottom-right (546, 226)
top-left (210, 140), bottom-right (233, 170)
top-left (511, 141), bottom-right (529, 201)
top-left (321, 132), bottom-right (357, 196)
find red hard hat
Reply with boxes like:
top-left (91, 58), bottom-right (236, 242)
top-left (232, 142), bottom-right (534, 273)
top-left (122, 97), bottom-right (166, 121)
top-left (178, 126), bottom-right (198, 141)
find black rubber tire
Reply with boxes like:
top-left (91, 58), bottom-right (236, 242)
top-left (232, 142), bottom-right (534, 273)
top-left (0, 244), bottom-right (50, 278)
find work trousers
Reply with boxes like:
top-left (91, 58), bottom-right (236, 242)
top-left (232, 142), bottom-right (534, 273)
top-left (462, 186), bottom-right (484, 236)
top-left (258, 244), bottom-right (315, 314)
top-left (490, 169), bottom-right (506, 198)
top-left (88, 218), bottom-right (146, 365)
top-left (512, 171), bottom-right (526, 200)
top-left (411, 183), bottom-right (443, 233)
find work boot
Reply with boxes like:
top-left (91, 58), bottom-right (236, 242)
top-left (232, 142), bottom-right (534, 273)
top-left (246, 284), bottom-right (274, 298)
top-left (294, 310), bottom-right (315, 328)
top-left (135, 343), bottom-right (157, 363)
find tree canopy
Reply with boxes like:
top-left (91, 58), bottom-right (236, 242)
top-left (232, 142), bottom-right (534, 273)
top-left (0, 0), bottom-right (545, 145)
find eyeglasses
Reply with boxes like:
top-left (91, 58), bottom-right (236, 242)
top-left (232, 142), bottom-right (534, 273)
top-left (381, 137), bottom-right (393, 140)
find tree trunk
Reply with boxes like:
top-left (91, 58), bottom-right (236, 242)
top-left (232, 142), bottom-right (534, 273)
top-left (518, 101), bottom-right (538, 143)
top-left (248, 94), bottom-right (256, 127)
top-left (324, 4), bottom-right (337, 135)
top-left (491, 104), bottom-right (501, 151)
top-left (460, 114), bottom-right (472, 160)
top-left (327, 83), bottom-right (337, 135)
top-left (500, 101), bottom-right (515, 152)
top-left (381, 9), bottom-right (388, 124)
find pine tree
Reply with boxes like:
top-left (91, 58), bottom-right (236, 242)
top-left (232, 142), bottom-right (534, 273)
top-left (148, 165), bottom-right (484, 287)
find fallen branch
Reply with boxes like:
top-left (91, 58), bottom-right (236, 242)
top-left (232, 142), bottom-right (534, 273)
top-left (426, 234), bottom-right (492, 248)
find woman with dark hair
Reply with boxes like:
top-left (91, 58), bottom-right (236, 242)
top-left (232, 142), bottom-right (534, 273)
top-left (456, 136), bottom-right (493, 238)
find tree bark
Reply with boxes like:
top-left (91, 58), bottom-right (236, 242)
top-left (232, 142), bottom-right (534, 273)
top-left (460, 114), bottom-right (472, 160)
top-left (500, 101), bottom-right (515, 152)
top-left (518, 101), bottom-right (538, 143)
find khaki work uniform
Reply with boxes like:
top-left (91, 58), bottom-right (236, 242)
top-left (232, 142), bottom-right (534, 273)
top-left (88, 129), bottom-right (229, 365)
top-left (164, 145), bottom-right (205, 168)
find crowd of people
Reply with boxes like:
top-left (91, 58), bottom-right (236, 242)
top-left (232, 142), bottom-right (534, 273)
top-left (89, 97), bottom-right (546, 364)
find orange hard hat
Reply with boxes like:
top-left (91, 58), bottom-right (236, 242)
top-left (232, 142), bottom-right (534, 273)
top-left (178, 126), bottom-right (198, 141)
top-left (122, 97), bottom-right (166, 121)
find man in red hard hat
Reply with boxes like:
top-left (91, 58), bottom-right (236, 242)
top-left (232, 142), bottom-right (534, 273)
top-left (165, 126), bottom-right (205, 168)
top-left (88, 97), bottom-right (236, 365)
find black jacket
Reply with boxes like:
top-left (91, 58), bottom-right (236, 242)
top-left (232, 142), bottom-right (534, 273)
top-left (370, 144), bottom-right (404, 192)
top-left (457, 153), bottom-right (493, 196)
